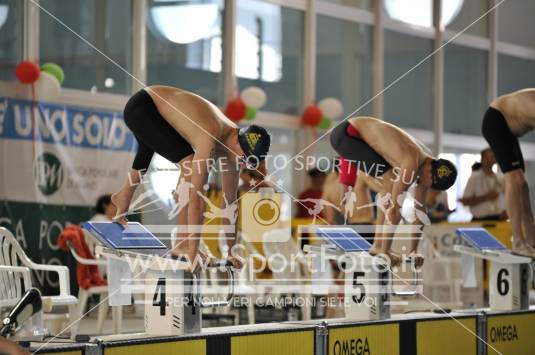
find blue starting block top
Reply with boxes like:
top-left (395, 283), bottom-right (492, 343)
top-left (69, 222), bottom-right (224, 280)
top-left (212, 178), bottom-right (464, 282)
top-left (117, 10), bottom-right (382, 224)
top-left (456, 227), bottom-right (507, 251)
top-left (83, 222), bottom-right (167, 250)
top-left (315, 227), bottom-right (371, 252)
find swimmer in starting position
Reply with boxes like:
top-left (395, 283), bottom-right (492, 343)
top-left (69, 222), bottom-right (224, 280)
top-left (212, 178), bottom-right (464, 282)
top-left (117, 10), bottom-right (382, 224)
top-left (482, 89), bottom-right (535, 256)
top-left (330, 116), bottom-right (457, 266)
top-left (111, 86), bottom-right (271, 266)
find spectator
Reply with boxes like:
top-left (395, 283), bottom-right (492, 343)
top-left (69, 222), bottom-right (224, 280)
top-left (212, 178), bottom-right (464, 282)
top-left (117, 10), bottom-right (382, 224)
top-left (459, 148), bottom-right (505, 221)
top-left (426, 188), bottom-right (452, 222)
top-left (84, 194), bottom-right (116, 252)
top-left (92, 194), bottom-right (116, 222)
top-left (295, 168), bottom-right (327, 218)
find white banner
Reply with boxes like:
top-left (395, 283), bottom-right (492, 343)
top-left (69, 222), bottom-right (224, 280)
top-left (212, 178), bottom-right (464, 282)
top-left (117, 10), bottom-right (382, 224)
top-left (0, 97), bottom-right (136, 206)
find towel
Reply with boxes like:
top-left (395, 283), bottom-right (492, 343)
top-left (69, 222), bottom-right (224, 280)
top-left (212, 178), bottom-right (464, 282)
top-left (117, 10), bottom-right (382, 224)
top-left (58, 225), bottom-right (107, 289)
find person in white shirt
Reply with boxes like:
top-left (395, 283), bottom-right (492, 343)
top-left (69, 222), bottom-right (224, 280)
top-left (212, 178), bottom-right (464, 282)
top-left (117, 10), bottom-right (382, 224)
top-left (84, 194), bottom-right (116, 253)
top-left (459, 148), bottom-right (504, 221)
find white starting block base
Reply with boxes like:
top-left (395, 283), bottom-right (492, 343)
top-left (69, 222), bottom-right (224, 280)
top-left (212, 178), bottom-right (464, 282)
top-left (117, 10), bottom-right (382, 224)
top-left (144, 270), bottom-right (201, 336)
top-left (454, 245), bottom-right (531, 311)
top-left (95, 245), bottom-right (232, 336)
top-left (304, 245), bottom-right (416, 321)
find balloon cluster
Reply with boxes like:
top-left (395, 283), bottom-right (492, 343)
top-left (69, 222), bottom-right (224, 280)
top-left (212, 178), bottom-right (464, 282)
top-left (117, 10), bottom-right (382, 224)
top-left (302, 98), bottom-right (344, 129)
top-left (15, 61), bottom-right (64, 101)
top-left (225, 86), bottom-right (267, 122)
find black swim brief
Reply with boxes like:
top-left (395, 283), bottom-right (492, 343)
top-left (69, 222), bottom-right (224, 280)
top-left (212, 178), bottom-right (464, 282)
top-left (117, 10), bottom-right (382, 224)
top-left (482, 107), bottom-right (524, 173)
top-left (124, 89), bottom-right (195, 170)
top-left (330, 121), bottom-right (392, 177)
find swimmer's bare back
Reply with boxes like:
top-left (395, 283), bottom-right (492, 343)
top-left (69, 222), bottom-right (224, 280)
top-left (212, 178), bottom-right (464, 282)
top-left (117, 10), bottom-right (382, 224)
top-left (143, 85), bottom-right (238, 152)
top-left (491, 88), bottom-right (535, 136)
top-left (349, 116), bottom-right (431, 173)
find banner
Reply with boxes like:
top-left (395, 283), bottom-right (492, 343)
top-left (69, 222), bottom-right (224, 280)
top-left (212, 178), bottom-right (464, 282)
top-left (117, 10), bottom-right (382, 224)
top-left (0, 97), bottom-right (136, 294)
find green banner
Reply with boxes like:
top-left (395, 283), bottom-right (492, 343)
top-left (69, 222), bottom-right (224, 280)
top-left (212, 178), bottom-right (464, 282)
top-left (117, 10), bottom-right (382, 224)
top-left (0, 200), bottom-right (94, 295)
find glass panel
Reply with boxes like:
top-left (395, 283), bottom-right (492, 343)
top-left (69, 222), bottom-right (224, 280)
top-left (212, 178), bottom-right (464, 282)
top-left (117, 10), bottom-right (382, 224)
top-left (147, 0), bottom-right (224, 104)
top-left (498, 54), bottom-right (535, 143)
top-left (322, 0), bottom-right (372, 10)
top-left (316, 15), bottom-right (373, 118)
top-left (39, 0), bottom-right (133, 94)
top-left (0, 0), bottom-right (23, 82)
top-left (498, 54), bottom-right (535, 95)
top-left (384, 30), bottom-right (433, 129)
top-left (446, 0), bottom-right (487, 37)
top-left (498, 0), bottom-right (535, 48)
top-left (383, 0), bottom-right (465, 29)
top-left (444, 45), bottom-right (487, 135)
top-left (236, 0), bottom-right (304, 114)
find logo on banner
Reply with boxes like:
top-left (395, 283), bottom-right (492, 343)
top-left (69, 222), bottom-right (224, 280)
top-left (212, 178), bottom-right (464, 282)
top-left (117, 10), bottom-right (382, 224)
top-left (33, 152), bottom-right (64, 196)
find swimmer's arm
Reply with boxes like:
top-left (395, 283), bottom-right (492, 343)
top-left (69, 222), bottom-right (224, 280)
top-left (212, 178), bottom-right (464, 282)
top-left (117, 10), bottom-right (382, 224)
top-left (186, 143), bottom-right (214, 262)
top-left (409, 184), bottom-right (428, 254)
top-left (221, 165), bottom-right (239, 249)
top-left (381, 169), bottom-right (413, 253)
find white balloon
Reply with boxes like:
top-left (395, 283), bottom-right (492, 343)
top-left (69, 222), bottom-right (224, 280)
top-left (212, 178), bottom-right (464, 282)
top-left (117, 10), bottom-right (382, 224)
top-left (240, 86), bottom-right (267, 109)
top-left (35, 71), bottom-right (61, 102)
top-left (318, 97), bottom-right (344, 118)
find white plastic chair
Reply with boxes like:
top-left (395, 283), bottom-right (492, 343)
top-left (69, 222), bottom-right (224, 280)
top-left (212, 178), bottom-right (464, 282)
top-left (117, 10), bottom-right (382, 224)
top-left (0, 265), bottom-right (32, 308)
top-left (0, 227), bottom-right (77, 327)
top-left (66, 241), bottom-right (122, 336)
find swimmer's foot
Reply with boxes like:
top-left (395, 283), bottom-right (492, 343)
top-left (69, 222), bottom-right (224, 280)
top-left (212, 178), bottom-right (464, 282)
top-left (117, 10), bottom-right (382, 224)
top-left (512, 242), bottom-right (535, 258)
top-left (368, 244), bottom-right (381, 256)
top-left (370, 246), bottom-right (402, 266)
top-left (111, 189), bottom-right (133, 224)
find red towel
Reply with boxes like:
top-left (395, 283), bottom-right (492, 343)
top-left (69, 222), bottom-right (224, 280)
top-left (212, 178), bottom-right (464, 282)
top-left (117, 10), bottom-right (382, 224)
top-left (58, 225), bottom-right (107, 289)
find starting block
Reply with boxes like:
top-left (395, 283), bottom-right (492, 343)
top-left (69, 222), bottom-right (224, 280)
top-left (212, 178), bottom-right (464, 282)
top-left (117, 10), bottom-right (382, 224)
top-left (83, 222), bottom-right (234, 336)
top-left (304, 227), bottom-right (418, 321)
top-left (454, 228), bottom-right (531, 311)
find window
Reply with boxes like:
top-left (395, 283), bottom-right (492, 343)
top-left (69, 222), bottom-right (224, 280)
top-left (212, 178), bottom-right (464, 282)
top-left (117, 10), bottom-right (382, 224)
top-left (147, 0), bottom-right (224, 104)
top-left (444, 45), bottom-right (487, 135)
top-left (236, 0), bottom-right (304, 114)
top-left (0, 0), bottom-right (23, 82)
top-left (498, 0), bottom-right (535, 49)
top-left (498, 54), bottom-right (535, 143)
top-left (384, 30), bottom-right (433, 129)
top-left (322, 0), bottom-right (372, 10)
top-left (39, 0), bottom-right (133, 94)
top-left (446, 0), bottom-right (487, 37)
top-left (316, 15), bottom-right (373, 118)
top-left (384, 0), bottom-right (464, 28)
top-left (498, 54), bottom-right (535, 95)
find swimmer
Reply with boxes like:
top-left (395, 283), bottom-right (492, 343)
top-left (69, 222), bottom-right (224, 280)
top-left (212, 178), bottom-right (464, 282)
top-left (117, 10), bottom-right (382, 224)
top-left (111, 86), bottom-right (271, 266)
top-left (330, 116), bottom-right (457, 266)
top-left (482, 89), bottom-right (535, 256)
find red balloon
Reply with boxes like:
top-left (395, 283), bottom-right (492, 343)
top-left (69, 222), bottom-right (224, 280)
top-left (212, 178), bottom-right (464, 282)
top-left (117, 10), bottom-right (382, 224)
top-left (225, 98), bottom-right (246, 121)
top-left (15, 61), bottom-right (40, 84)
top-left (302, 105), bottom-right (322, 126)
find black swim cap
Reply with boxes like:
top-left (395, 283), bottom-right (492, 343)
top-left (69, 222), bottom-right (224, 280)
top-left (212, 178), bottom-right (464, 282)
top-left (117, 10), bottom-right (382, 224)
top-left (237, 125), bottom-right (271, 165)
top-left (431, 159), bottom-right (457, 191)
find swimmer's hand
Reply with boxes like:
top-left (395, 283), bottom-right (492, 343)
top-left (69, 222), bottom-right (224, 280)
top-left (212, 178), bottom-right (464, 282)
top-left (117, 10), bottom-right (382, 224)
top-left (407, 251), bottom-right (424, 268)
top-left (111, 191), bottom-right (133, 225)
top-left (226, 255), bottom-right (243, 269)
